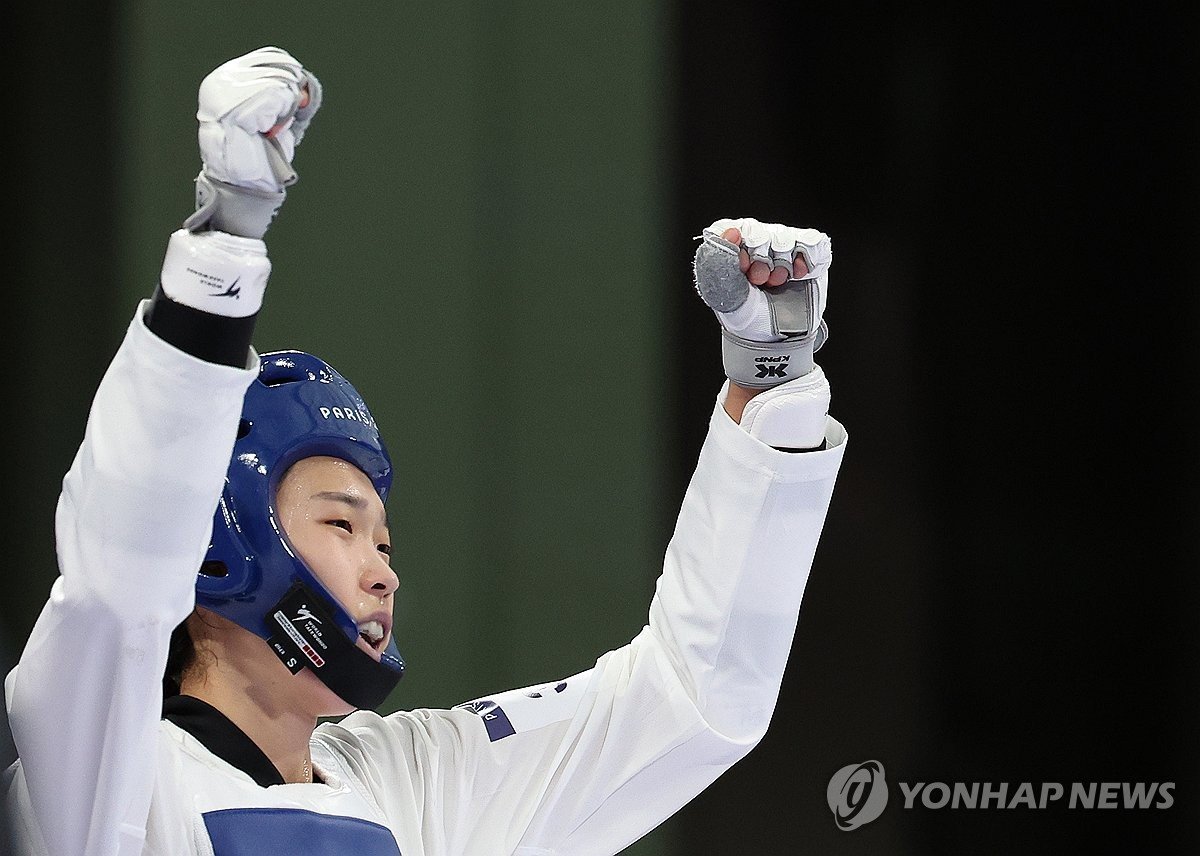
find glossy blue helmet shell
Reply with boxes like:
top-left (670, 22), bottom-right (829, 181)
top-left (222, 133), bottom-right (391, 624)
top-left (197, 351), bottom-right (403, 679)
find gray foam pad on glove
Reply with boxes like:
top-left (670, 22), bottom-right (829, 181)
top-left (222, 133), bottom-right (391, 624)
top-left (693, 232), bottom-right (750, 312)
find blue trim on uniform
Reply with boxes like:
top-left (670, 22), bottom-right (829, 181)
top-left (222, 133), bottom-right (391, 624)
top-left (204, 807), bottom-right (401, 855)
top-left (455, 699), bottom-right (517, 742)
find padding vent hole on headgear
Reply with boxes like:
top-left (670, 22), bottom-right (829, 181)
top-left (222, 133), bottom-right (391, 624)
top-left (259, 358), bottom-right (312, 387)
top-left (236, 419), bottom-right (252, 439)
top-left (199, 561), bottom-right (229, 578)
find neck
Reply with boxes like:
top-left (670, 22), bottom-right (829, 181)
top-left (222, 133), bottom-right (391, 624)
top-left (180, 667), bottom-right (319, 784)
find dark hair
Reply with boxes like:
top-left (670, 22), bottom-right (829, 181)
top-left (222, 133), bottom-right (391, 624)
top-left (163, 621), bottom-right (195, 698)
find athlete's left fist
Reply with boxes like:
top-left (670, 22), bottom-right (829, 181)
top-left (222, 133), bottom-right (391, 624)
top-left (694, 216), bottom-right (831, 387)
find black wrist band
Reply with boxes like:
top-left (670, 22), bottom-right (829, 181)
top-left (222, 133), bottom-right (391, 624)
top-left (146, 283), bottom-right (257, 368)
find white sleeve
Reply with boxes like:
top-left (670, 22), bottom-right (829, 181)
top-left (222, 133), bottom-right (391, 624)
top-left (318, 393), bottom-right (846, 856)
top-left (4, 304), bottom-right (256, 856)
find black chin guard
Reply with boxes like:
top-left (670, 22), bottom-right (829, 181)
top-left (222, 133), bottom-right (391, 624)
top-left (266, 582), bottom-right (404, 710)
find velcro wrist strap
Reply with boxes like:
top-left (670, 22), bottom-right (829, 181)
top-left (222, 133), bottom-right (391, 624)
top-left (183, 171), bottom-right (287, 239)
top-left (721, 330), bottom-right (818, 388)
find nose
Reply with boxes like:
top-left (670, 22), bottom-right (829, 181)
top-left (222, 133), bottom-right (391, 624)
top-left (360, 551), bottom-right (399, 599)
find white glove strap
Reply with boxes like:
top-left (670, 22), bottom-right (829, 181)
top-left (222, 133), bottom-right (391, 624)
top-left (159, 229), bottom-right (270, 318)
top-left (183, 171), bottom-right (287, 239)
top-left (721, 328), bottom-right (818, 387)
top-left (733, 366), bottom-right (831, 450)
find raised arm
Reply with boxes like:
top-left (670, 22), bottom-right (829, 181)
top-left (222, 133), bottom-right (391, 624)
top-left (3, 48), bottom-right (319, 856)
top-left (316, 218), bottom-right (846, 856)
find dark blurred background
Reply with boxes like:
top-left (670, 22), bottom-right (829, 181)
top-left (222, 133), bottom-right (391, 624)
top-left (4, 3), bottom-right (1197, 854)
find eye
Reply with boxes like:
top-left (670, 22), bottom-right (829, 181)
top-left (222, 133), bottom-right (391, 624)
top-left (377, 543), bottom-right (392, 558)
top-left (328, 519), bottom-right (353, 533)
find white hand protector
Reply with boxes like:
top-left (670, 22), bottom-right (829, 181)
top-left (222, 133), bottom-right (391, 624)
top-left (183, 47), bottom-right (322, 239)
top-left (159, 229), bottom-right (271, 318)
top-left (734, 367), bottom-right (831, 450)
top-left (693, 216), bottom-right (831, 388)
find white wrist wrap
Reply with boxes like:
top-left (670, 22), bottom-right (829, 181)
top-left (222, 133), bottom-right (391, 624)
top-left (159, 229), bottom-right (270, 318)
top-left (733, 366), bottom-right (831, 450)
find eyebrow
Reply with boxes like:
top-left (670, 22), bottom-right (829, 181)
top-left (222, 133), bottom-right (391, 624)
top-left (310, 491), bottom-right (389, 527)
top-left (311, 490), bottom-right (366, 508)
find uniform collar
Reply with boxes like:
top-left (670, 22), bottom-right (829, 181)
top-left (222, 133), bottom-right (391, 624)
top-left (162, 694), bottom-right (288, 787)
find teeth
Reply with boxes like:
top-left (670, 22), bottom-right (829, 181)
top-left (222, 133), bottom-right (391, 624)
top-left (358, 620), bottom-right (384, 645)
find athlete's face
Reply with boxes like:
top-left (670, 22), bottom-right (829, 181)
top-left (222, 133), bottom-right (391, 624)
top-left (275, 456), bottom-right (397, 667)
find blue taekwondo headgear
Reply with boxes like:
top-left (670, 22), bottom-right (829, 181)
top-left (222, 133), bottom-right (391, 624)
top-left (196, 351), bottom-right (404, 710)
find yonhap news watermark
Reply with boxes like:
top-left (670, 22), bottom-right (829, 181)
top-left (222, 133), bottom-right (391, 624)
top-left (827, 760), bottom-right (1175, 831)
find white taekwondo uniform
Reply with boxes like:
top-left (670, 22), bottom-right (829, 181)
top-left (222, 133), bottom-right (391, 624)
top-left (4, 306), bottom-right (845, 855)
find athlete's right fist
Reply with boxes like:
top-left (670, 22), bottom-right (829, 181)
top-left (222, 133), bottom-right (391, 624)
top-left (197, 47), bottom-right (321, 192)
top-left (184, 47), bottom-right (323, 239)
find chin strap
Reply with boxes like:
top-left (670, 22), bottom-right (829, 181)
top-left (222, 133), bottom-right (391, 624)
top-left (266, 581), bottom-right (404, 710)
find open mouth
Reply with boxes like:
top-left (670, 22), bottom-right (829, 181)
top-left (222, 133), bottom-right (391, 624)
top-left (357, 620), bottom-right (386, 652)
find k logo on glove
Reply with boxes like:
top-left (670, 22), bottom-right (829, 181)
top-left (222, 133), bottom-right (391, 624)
top-left (693, 217), bottom-right (832, 389)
